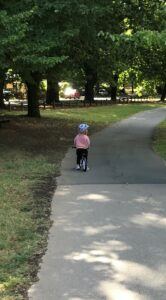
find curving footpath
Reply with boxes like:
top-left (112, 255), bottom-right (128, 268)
top-left (29, 108), bottom-right (166, 300)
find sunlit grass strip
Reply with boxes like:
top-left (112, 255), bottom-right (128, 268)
top-left (153, 120), bottom-right (166, 160)
top-left (41, 103), bottom-right (160, 124)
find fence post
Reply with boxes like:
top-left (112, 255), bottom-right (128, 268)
top-left (8, 101), bottom-right (11, 111)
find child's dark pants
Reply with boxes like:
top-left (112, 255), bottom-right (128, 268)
top-left (76, 148), bottom-right (88, 165)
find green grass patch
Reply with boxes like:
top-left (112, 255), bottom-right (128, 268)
top-left (41, 103), bottom-right (159, 124)
top-left (153, 119), bottom-right (166, 160)
top-left (0, 104), bottom-right (162, 299)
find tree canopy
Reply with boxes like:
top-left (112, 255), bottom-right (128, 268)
top-left (0, 0), bottom-right (165, 115)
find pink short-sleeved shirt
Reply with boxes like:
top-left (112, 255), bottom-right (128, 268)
top-left (74, 134), bottom-right (90, 149)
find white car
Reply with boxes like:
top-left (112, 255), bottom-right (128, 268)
top-left (98, 89), bottom-right (108, 96)
top-left (3, 89), bottom-right (12, 100)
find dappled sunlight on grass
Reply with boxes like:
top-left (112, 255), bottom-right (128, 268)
top-left (41, 104), bottom-right (160, 126)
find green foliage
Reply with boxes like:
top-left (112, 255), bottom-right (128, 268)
top-left (118, 68), bottom-right (159, 97)
top-left (130, 26), bottom-right (165, 79)
top-left (0, 8), bottom-right (30, 70)
top-left (135, 80), bottom-right (157, 97)
top-left (98, 0), bottom-right (166, 89)
top-left (0, 0), bottom-right (165, 100)
top-left (154, 120), bottom-right (166, 160)
top-left (14, 0), bottom-right (79, 77)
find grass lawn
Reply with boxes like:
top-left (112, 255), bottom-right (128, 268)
top-left (153, 119), bottom-right (166, 160)
top-left (0, 103), bottom-right (163, 299)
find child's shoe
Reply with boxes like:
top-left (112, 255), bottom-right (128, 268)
top-left (76, 165), bottom-right (80, 170)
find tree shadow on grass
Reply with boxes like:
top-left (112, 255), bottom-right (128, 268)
top-left (0, 115), bottom-right (76, 156)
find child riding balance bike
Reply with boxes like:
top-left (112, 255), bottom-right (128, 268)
top-left (74, 123), bottom-right (90, 172)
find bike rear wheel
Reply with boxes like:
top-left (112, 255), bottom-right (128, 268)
top-left (82, 157), bottom-right (87, 172)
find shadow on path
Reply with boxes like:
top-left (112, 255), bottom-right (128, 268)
top-left (29, 108), bottom-right (166, 300)
top-left (29, 184), bottom-right (166, 300)
top-left (59, 108), bottom-right (166, 184)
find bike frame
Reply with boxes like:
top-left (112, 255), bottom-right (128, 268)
top-left (72, 146), bottom-right (88, 172)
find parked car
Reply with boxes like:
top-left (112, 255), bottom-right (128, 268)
top-left (64, 87), bottom-right (80, 99)
top-left (3, 89), bottom-right (12, 100)
top-left (98, 89), bottom-right (108, 96)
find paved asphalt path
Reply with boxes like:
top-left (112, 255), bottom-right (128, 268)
top-left (29, 108), bottom-right (166, 300)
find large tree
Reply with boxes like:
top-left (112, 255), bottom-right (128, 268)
top-left (0, 4), bottom-right (27, 108)
top-left (98, 0), bottom-right (166, 101)
top-left (1, 0), bottom-right (165, 114)
top-left (67, 0), bottom-right (165, 102)
top-left (114, 0), bottom-right (166, 100)
top-left (134, 30), bottom-right (166, 101)
top-left (12, 0), bottom-right (76, 116)
top-left (68, 1), bottom-right (127, 103)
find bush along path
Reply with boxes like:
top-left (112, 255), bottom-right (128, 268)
top-left (153, 119), bottom-right (166, 161)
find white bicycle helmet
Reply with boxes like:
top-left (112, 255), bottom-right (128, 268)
top-left (78, 123), bottom-right (89, 132)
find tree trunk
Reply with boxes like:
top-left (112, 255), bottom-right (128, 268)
top-left (110, 86), bottom-right (117, 102)
top-left (131, 80), bottom-right (134, 94)
top-left (46, 78), bottom-right (59, 105)
top-left (26, 73), bottom-right (40, 117)
top-left (110, 74), bottom-right (119, 102)
top-left (84, 66), bottom-right (97, 104)
top-left (84, 79), bottom-right (95, 103)
top-left (0, 72), bottom-right (6, 109)
top-left (161, 83), bottom-right (166, 102)
top-left (95, 82), bottom-right (100, 95)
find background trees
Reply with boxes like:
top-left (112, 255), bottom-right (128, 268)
top-left (0, 0), bottom-right (165, 116)
top-left (0, 2), bottom-right (28, 108)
